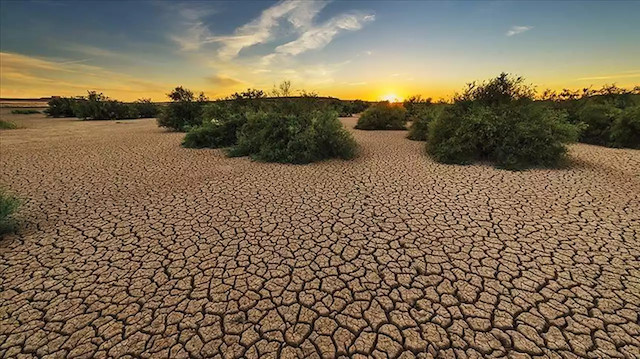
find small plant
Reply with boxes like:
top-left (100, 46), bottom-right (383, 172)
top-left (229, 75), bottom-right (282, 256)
top-left (10, 109), bottom-right (40, 115)
top-left (44, 97), bottom-right (77, 117)
top-left (0, 190), bottom-right (20, 235)
top-left (0, 120), bottom-right (18, 129)
top-left (157, 87), bottom-right (207, 131)
top-left (610, 106), bottom-right (640, 149)
top-left (229, 108), bottom-right (357, 164)
top-left (426, 73), bottom-right (582, 170)
top-left (355, 101), bottom-right (407, 130)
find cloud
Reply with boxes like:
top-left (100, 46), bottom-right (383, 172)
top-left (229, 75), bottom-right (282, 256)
top-left (170, 0), bottom-right (374, 62)
top-left (171, 1), bottom-right (329, 56)
top-left (0, 52), bottom-right (169, 100)
top-left (273, 13), bottom-right (375, 57)
top-left (206, 75), bottom-right (244, 87)
top-left (506, 25), bottom-right (533, 36)
top-left (577, 71), bottom-right (640, 81)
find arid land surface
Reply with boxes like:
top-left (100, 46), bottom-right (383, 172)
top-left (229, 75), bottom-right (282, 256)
top-left (1, 110), bottom-right (639, 358)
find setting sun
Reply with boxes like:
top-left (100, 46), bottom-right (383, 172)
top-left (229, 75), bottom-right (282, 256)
top-left (381, 93), bottom-right (402, 102)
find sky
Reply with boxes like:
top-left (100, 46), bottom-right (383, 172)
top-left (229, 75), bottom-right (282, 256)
top-left (1, 0), bottom-right (639, 101)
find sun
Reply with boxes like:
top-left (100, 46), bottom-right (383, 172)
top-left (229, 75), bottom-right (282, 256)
top-left (381, 93), bottom-right (402, 103)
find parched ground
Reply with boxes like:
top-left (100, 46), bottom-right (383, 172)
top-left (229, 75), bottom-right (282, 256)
top-left (1, 111), bottom-right (639, 359)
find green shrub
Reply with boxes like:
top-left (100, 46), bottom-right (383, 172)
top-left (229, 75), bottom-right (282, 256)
top-left (0, 120), bottom-right (18, 129)
top-left (44, 97), bottom-right (76, 117)
top-left (404, 95), bottom-right (432, 121)
top-left (74, 91), bottom-right (137, 120)
top-left (229, 108), bottom-right (357, 164)
top-left (575, 102), bottom-right (620, 146)
top-left (157, 87), bottom-right (207, 131)
top-left (0, 190), bottom-right (20, 235)
top-left (610, 106), bottom-right (640, 149)
top-left (427, 73), bottom-right (581, 170)
top-left (355, 102), bottom-right (407, 130)
top-left (10, 109), bottom-right (40, 115)
top-left (407, 106), bottom-right (443, 141)
top-left (133, 98), bottom-right (159, 118)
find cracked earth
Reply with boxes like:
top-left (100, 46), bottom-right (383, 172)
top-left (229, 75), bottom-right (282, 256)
top-left (1, 113), bottom-right (639, 358)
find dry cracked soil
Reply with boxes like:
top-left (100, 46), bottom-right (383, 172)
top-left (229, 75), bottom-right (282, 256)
top-left (1, 111), bottom-right (639, 359)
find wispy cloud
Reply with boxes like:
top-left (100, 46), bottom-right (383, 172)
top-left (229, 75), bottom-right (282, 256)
top-left (0, 52), bottom-right (168, 99)
top-left (171, 1), bottom-right (329, 56)
top-left (170, 0), bottom-right (374, 62)
top-left (272, 13), bottom-right (374, 57)
top-left (506, 25), bottom-right (533, 36)
top-left (577, 72), bottom-right (640, 81)
top-left (206, 75), bottom-right (244, 87)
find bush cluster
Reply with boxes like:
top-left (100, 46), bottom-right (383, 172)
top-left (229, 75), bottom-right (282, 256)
top-left (610, 106), bottom-right (640, 148)
top-left (182, 103), bottom-right (248, 148)
top-left (44, 93), bottom-right (160, 120)
top-left (157, 87), bottom-right (208, 131)
top-left (0, 190), bottom-right (20, 235)
top-left (44, 97), bottom-right (76, 117)
top-left (426, 73), bottom-right (581, 170)
top-left (10, 109), bottom-right (40, 115)
top-left (355, 102), bottom-right (407, 130)
top-left (180, 95), bottom-right (357, 163)
top-left (542, 85), bottom-right (639, 148)
top-left (228, 108), bottom-right (357, 163)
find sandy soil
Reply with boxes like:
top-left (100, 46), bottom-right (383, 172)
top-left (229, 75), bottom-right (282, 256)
top-left (1, 111), bottom-right (639, 358)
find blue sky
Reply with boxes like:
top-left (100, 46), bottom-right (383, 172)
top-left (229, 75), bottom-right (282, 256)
top-left (1, 0), bottom-right (639, 100)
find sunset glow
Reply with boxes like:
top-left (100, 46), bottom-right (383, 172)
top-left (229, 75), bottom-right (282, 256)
top-left (1, 1), bottom-right (639, 101)
top-left (381, 94), bottom-right (402, 103)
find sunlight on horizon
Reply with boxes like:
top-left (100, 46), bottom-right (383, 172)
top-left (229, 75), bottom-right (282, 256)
top-left (381, 93), bottom-right (402, 103)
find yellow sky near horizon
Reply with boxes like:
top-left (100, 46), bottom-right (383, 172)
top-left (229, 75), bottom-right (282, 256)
top-left (1, 51), bottom-right (639, 103)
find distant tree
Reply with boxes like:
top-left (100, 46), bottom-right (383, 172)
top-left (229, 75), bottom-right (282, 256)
top-left (279, 80), bottom-right (292, 97)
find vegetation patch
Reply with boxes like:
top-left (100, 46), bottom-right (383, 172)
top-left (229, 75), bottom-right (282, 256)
top-left (407, 105), bottom-right (445, 141)
top-left (355, 102), bottom-right (407, 130)
top-left (157, 87), bottom-right (207, 131)
top-left (44, 93), bottom-right (160, 120)
top-left (228, 107), bottom-right (357, 164)
top-left (0, 190), bottom-right (20, 235)
top-left (610, 106), bottom-right (640, 148)
top-left (44, 97), bottom-right (77, 117)
top-left (10, 109), bottom-right (40, 115)
top-left (541, 85), bottom-right (639, 148)
top-left (0, 120), bottom-right (18, 129)
top-left (426, 73), bottom-right (582, 170)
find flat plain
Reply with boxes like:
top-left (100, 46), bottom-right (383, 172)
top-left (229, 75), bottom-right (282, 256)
top-left (1, 110), bottom-right (639, 358)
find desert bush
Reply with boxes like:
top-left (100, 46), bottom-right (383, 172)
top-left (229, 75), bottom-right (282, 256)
top-left (182, 103), bottom-right (249, 149)
top-left (542, 85), bottom-right (639, 148)
top-left (427, 73), bottom-right (581, 170)
top-left (228, 108), bottom-right (357, 164)
top-left (355, 101), bottom-right (407, 130)
top-left (404, 95), bottom-right (432, 120)
top-left (0, 120), bottom-right (18, 129)
top-left (11, 109), bottom-right (40, 115)
top-left (575, 102), bottom-right (620, 146)
top-left (407, 106), bottom-right (444, 141)
top-left (133, 98), bottom-right (159, 118)
top-left (44, 97), bottom-right (76, 117)
top-left (74, 91), bottom-right (137, 120)
top-left (610, 106), bottom-right (640, 149)
top-left (0, 190), bottom-right (20, 235)
top-left (157, 87), bottom-right (207, 131)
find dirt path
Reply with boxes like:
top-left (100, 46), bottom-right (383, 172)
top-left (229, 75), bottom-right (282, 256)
top-left (1, 113), bottom-right (639, 358)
